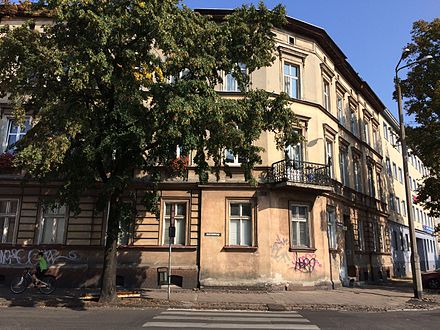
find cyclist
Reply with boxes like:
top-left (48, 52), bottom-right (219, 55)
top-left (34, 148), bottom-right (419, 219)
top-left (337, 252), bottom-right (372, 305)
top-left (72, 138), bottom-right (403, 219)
top-left (32, 251), bottom-right (48, 286)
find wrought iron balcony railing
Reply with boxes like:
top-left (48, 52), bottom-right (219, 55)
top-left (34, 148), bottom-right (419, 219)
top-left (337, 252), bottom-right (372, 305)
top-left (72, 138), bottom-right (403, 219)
top-left (270, 159), bottom-right (331, 186)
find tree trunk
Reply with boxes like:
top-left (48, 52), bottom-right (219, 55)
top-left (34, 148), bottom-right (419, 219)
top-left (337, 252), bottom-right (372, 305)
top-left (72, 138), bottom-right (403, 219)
top-left (99, 194), bottom-right (120, 304)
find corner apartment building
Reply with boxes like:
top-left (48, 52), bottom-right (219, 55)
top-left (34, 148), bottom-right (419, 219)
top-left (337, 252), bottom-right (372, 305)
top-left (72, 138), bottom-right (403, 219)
top-left (0, 8), bottom-right (437, 289)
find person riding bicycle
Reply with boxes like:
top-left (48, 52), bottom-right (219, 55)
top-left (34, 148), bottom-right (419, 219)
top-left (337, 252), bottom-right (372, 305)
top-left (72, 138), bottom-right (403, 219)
top-left (32, 251), bottom-right (48, 286)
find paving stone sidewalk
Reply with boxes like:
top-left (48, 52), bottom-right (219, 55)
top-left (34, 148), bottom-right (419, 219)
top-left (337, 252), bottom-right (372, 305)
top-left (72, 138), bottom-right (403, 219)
top-left (0, 282), bottom-right (439, 312)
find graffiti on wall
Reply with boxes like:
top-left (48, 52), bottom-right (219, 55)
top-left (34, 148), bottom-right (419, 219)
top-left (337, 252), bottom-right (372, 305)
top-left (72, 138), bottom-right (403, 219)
top-left (292, 252), bottom-right (322, 273)
top-left (0, 248), bottom-right (79, 265)
top-left (271, 235), bottom-right (322, 273)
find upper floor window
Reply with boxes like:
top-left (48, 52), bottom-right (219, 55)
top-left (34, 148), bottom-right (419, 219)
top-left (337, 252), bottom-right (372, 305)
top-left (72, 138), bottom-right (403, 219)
top-left (383, 123), bottom-right (389, 141)
top-left (363, 121), bottom-right (370, 145)
top-left (350, 109), bottom-right (358, 136)
top-left (353, 157), bottom-right (362, 192)
top-left (290, 204), bottom-right (310, 248)
top-left (372, 127), bottom-right (380, 152)
top-left (339, 147), bottom-right (349, 186)
top-left (6, 118), bottom-right (31, 152)
top-left (163, 202), bottom-right (187, 245)
top-left (398, 167), bottom-right (403, 183)
top-left (367, 165), bottom-right (375, 198)
top-left (392, 162), bottom-right (397, 178)
top-left (337, 95), bottom-right (345, 125)
top-left (325, 139), bottom-right (334, 178)
top-left (223, 63), bottom-right (247, 92)
top-left (284, 63), bottom-right (300, 99)
top-left (229, 201), bottom-right (254, 246)
top-left (0, 200), bottom-right (18, 243)
top-left (323, 79), bottom-right (330, 111)
top-left (225, 149), bottom-right (246, 166)
top-left (39, 204), bottom-right (66, 244)
top-left (386, 158), bottom-right (392, 176)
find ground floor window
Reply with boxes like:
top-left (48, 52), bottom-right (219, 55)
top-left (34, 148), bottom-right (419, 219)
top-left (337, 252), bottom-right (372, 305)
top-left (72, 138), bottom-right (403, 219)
top-left (162, 202), bottom-right (187, 245)
top-left (0, 200), bottom-right (19, 243)
top-left (327, 208), bottom-right (337, 250)
top-left (39, 204), bottom-right (66, 244)
top-left (228, 202), bottom-right (253, 246)
top-left (290, 204), bottom-right (310, 248)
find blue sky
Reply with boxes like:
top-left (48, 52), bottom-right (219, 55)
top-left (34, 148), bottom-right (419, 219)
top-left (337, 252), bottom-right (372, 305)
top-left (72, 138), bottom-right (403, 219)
top-left (185, 0), bottom-right (439, 123)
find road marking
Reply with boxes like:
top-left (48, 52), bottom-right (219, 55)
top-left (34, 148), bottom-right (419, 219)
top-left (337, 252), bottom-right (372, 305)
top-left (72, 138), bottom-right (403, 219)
top-left (142, 309), bottom-right (320, 329)
top-left (155, 315), bottom-right (310, 322)
top-left (162, 311), bottom-right (301, 317)
top-left (142, 322), bottom-right (320, 329)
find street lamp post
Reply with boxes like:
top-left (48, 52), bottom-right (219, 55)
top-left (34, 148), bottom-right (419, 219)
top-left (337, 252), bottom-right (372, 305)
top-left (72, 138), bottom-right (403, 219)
top-left (395, 50), bottom-right (432, 299)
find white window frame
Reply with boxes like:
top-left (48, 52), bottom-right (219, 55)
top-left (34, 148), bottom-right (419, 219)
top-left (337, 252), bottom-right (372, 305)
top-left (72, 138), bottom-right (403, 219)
top-left (227, 201), bottom-right (254, 247)
top-left (222, 63), bottom-right (247, 92)
top-left (398, 167), bottom-right (403, 183)
top-left (396, 197), bottom-right (401, 214)
top-left (383, 123), bottom-right (389, 141)
top-left (339, 147), bottom-right (349, 186)
top-left (162, 201), bottom-right (188, 245)
top-left (284, 62), bottom-right (300, 99)
top-left (0, 199), bottom-right (19, 244)
top-left (5, 117), bottom-right (31, 152)
top-left (353, 157), bottom-right (362, 192)
top-left (364, 120), bottom-right (370, 145)
top-left (337, 94), bottom-right (344, 125)
top-left (358, 219), bottom-right (365, 251)
top-left (38, 204), bottom-right (67, 244)
top-left (290, 204), bottom-right (311, 248)
top-left (224, 149), bottom-right (245, 166)
top-left (350, 109), bottom-right (358, 136)
top-left (325, 139), bottom-right (334, 178)
top-left (327, 208), bottom-right (337, 250)
top-left (323, 79), bottom-right (330, 111)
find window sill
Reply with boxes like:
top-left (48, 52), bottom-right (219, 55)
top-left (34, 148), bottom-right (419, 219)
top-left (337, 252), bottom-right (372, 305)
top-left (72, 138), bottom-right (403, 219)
top-left (289, 247), bottom-right (316, 253)
top-left (118, 245), bottom-right (197, 251)
top-left (222, 245), bottom-right (258, 252)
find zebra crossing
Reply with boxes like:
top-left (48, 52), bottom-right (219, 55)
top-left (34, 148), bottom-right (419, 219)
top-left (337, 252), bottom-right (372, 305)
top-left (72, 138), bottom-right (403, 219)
top-left (142, 308), bottom-right (320, 329)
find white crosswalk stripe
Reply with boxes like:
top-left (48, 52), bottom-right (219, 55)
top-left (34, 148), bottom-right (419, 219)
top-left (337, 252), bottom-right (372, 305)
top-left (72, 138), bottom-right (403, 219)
top-left (143, 308), bottom-right (320, 329)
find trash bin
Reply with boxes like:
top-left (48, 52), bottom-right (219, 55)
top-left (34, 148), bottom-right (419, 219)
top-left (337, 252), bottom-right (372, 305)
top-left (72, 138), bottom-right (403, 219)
top-left (157, 267), bottom-right (168, 286)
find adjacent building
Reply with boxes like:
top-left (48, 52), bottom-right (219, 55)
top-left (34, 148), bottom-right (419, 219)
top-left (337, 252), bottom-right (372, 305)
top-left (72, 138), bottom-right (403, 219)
top-left (0, 8), bottom-right (438, 289)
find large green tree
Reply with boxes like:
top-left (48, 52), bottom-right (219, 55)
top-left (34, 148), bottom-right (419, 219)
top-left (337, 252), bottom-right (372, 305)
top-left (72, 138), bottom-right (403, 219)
top-left (400, 18), bottom-right (440, 217)
top-left (0, 1), bottom-right (298, 302)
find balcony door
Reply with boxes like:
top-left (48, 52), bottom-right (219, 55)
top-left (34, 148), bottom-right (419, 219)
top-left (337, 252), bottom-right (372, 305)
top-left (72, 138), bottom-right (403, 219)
top-left (285, 142), bottom-right (303, 181)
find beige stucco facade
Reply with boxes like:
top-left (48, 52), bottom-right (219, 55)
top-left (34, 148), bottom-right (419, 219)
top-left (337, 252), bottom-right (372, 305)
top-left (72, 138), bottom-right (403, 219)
top-left (0, 9), bottom-right (437, 289)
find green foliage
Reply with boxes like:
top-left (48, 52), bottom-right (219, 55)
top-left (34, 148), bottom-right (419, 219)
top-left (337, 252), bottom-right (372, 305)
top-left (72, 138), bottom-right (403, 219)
top-left (0, 0), bottom-right (298, 219)
top-left (400, 18), bottom-right (440, 216)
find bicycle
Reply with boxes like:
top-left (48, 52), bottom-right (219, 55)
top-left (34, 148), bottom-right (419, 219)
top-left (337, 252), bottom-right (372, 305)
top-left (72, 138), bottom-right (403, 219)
top-left (10, 268), bottom-right (57, 295)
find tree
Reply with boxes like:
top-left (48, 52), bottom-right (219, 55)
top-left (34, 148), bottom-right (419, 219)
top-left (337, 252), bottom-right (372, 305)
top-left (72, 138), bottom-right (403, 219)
top-left (400, 18), bottom-right (440, 216)
top-left (0, 1), bottom-right (299, 303)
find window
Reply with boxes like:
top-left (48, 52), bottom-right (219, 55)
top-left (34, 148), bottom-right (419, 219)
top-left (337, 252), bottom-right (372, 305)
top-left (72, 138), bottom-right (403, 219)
top-left (396, 197), bottom-right (401, 214)
top-left (284, 63), bottom-right (300, 99)
top-left (6, 118), bottom-right (31, 151)
top-left (358, 220), bottom-right (365, 251)
top-left (229, 202), bottom-right (253, 246)
top-left (364, 121), bottom-right (370, 145)
top-left (223, 63), bottom-right (246, 92)
top-left (290, 204), bottom-right (310, 248)
top-left (389, 193), bottom-right (395, 211)
top-left (402, 200), bottom-right (407, 217)
top-left (372, 222), bottom-right (379, 252)
top-left (398, 167), bottom-right (403, 183)
top-left (327, 208), bottom-right (337, 250)
top-left (393, 230), bottom-right (399, 250)
top-left (409, 176), bottom-right (413, 190)
top-left (323, 79), bottom-right (330, 111)
top-left (377, 173), bottom-right (384, 201)
top-left (386, 158), bottom-right (391, 176)
top-left (325, 139), bottom-right (334, 178)
top-left (224, 149), bottom-right (246, 166)
top-left (367, 165), bottom-right (375, 198)
top-left (339, 147), bottom-right (349, 186)
top-left (400, 232), bottom-right (405, 251)
top-left (40, 204), bottom-right (66, 244)
top-left (392, 162), bottom-right (397, 178)
top-left (353, 157), bottom-right (362, 192)
top-left (373, 128), bottom-right (380, 152)
top-left (383, 123), bottom-right (389, 141)
top-left (350, 109), bottom-right (358, 136)
top-left (337, 95), bottom-right (345, 124)
top-left (405, 234), bottom-right (410, 251)
top-left (163, 202), bottom-right (187, 245)
top-left (0, 200), bottom-right (18, 243)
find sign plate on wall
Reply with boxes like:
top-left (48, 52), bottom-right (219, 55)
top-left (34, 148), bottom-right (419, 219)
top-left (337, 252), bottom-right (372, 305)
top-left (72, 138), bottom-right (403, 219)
top-left (204, 232), bottom-right (221, 237)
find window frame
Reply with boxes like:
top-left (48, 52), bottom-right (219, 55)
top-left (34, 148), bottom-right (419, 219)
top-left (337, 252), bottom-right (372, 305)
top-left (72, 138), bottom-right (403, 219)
top-left (323, 79), bottom-right (331, 111)
top-left (0, 199), bottom-right (20, 244)
top-left (161, 200), bottom-right (189, 246)
top-left (337, 94), bottom-right (345, 125)
top-left (5, 117), bottom-right (32, 152)
top-left (38, 204), bottom-right (67, 245)
top-left (226, 199), bottom-right (256, 247)
top-left (283, 62), bottom-right (301, 99)
top-left (222, 63), bottom-right (247, 92)
top-left (289, 203), bottom-right (312, 249)
top-left (358, 219), bottom-right (365, 251)
top-left (327, 207), bottom-right (337, 250)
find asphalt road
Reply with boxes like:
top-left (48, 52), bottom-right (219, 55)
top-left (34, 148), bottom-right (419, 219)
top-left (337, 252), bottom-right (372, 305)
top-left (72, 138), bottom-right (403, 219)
top-left (0, 307), bottom-right (439, 330)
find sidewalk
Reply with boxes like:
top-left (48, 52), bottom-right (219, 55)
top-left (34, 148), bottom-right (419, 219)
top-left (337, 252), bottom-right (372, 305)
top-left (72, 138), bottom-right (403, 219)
top-left (0, 282), bottom-right (439, 312)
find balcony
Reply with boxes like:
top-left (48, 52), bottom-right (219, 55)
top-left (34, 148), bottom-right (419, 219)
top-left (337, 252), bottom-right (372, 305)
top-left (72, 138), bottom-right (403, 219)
top-left (269, 159), bottom-right (332, 191)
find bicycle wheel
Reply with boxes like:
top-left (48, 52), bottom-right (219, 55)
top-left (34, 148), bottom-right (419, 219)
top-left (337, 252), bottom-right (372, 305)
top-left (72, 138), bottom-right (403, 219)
top-left (10, 276), bottom-right (28, 294)
top-left (38, 276), bottom-right (56, 295)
